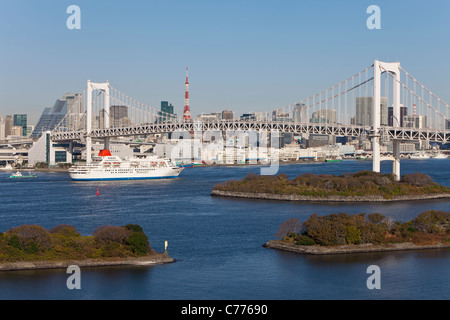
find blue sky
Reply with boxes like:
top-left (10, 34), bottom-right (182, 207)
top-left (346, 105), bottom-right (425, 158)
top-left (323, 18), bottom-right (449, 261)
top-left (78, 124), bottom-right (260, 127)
top-left (1, 0), bottom-right (450, 124)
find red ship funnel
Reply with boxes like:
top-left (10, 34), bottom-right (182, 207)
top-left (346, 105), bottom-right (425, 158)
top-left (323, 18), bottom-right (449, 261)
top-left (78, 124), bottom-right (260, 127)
top-left (98, 149), bottom-right (112, 157)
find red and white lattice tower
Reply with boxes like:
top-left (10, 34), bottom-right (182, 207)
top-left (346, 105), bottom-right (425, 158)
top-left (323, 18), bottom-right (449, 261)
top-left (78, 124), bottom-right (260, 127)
top-left (183, 66), bottom-right (191, 122)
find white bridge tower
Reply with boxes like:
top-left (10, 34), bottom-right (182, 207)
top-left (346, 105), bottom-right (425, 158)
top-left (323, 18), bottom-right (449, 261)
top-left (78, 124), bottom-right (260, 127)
top-left (86, 80), bottom-right (110, 163)
top-left (372, 60), bottom-right (401, 180)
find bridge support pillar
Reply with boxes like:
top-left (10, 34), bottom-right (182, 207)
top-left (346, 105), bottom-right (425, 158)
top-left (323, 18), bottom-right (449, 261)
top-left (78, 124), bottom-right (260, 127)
top-left (86, 137), bottom-right (92, 163)
top-left (393, 140), bottom-right (401, 181)
top-left (372, 133), bottom-right (381, 173)
top-left (104, 138), bottom-right (110, 150)
top-left (372, 60), bottom-right (401, 175)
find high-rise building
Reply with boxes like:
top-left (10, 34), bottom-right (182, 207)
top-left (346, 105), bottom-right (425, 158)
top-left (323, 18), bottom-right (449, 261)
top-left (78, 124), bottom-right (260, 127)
top-left (272, 110), bottom-right (291, 122)
top-left (222, 109), bottom-right (233, 121)
top-left (0, 117), bottom-right (5, 140)
top-left (32, 93), bottom-right (84, 138)
top-left (403, 115), bottom-right (427, 129)
top-left (293, 103), bottom-right (307, 123)
top-left (158, 101), bottom-right (177, 123)
top-left (11, 126), bottom-right (23, 137)
top-left (4, 115), bottom-right (13, 137)
top-left (310, 109), bottom-right (336, 124)
top-left (388, 106), bottom-right (408, 127)
top-left (110, 105), bottom-right (130, 126)
top-left (356, 97), bottom-right (388, 126)
top-left (13, 114), bottom-right (27, 137)
top-left (161, 101), bottom-right (174, 115)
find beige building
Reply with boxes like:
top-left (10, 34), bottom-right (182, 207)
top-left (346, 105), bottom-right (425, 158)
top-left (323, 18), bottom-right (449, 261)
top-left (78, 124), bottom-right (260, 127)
top-left (356, 97), bottom-right (388, 126)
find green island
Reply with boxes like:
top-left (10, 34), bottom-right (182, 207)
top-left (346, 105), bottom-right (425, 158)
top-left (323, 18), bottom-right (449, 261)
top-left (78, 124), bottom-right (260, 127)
top-left (264, 211), bottom-right (450, 255)
top-left (211, 171), bottom-right (450, 202)
top-left (0, 224), bottom-right (174, 271)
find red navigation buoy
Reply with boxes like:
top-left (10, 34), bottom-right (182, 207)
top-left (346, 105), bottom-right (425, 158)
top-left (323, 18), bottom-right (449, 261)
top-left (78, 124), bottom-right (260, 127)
top-left (96, 188), bottom-right (99, 196)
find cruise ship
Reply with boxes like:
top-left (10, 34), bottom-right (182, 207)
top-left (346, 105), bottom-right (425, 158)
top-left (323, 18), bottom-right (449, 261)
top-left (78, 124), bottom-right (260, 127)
top-left (69, 150), bottom-right (184, 181)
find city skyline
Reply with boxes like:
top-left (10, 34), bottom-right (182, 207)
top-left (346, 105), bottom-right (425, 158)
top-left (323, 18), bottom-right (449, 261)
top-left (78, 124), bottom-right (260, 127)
top-left (1, 1), bottom-right (450, 125)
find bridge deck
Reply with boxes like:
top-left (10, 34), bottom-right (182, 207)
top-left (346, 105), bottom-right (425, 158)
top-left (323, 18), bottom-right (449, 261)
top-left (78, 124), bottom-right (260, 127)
top-left (51, 121), bottom-right (450, 144)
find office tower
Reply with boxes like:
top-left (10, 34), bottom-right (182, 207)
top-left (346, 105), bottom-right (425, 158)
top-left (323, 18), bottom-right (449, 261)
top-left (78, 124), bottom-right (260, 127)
top-left (0, 117), bottom-right (5, 140)
top-left (293, 103), bottom-right (307, 123)
top-left (310, 109), bottom-right (336, 124)
top-left (388, 106), bottom-right (408, 127)
top-left (32, 93), bottom-right (84, 138)
top-left (110, 105), bottom-right (129, 126)
top-left (158, 101), bottom-right (176, 123)
top-left (13, 114), bottom-right (27, 137)
top-left (403, 115), bottom-right (427, 129)
top-left (356, 97), bottom-right (388, 126)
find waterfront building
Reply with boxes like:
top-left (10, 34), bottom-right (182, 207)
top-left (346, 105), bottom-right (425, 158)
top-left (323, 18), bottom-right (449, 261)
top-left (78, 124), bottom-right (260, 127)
top-left (307, 134), bottom-right (335, 148)
top-left (28, 131), bottom-right (73, 165)
top-left (356, 97), bottom-right (388, 126)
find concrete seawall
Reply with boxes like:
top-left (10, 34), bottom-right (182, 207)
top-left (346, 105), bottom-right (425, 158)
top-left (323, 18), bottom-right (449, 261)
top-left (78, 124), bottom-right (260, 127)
top-left (0, 252), bottom-right (174, 272)
top-left (211, 190), bottom-right (450, 202)
top-left (263, 240), bottom-right (450, 255)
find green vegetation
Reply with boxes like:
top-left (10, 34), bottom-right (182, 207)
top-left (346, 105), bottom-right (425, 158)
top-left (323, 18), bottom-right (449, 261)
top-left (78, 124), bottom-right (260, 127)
top-left (213, 171), bottom-right (450, 199)
top-left (276, 211), bottom-right (450, 247)
top-left (0, 224), bottom-right (152, 263)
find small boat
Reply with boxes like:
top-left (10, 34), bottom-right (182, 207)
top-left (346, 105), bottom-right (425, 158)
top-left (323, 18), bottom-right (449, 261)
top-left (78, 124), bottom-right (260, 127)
top-left (9, 171), bottom-right (36, 179)
top-left (0, 163), bottom-right (14, 171)
top-left (409, 152), bottom-right (430, 159)
top-left (325, 156), bottom-right (343, 163)
top-left (178, 163), bottom-right (194, 168)
top-left (432, 153), bottom-right (447, 159)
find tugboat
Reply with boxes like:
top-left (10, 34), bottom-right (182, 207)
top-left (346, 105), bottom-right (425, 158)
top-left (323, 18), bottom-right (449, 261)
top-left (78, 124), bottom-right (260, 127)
top-left (9, 171), bottom-right (36, 179)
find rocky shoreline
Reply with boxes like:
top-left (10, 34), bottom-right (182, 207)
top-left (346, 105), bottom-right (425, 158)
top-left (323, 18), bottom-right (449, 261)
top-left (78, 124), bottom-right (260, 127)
top-left (211, 190), bottom-right (450, 202)
top-left (0, 251), bottom-right (174, 272)
top-left (263, 240), bottom-right (450, 255)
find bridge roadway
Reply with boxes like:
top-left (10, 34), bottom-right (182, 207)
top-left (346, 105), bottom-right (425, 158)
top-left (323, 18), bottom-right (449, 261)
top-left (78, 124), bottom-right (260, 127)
top-left (50, 121), bottom-right (450, 144)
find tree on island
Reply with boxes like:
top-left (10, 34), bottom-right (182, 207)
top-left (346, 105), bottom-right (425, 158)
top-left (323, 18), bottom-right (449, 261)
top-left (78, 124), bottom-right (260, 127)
top-left (0, 223), bottom-right (152, 263)
top-left (276, 211), bottom-right (450, 247)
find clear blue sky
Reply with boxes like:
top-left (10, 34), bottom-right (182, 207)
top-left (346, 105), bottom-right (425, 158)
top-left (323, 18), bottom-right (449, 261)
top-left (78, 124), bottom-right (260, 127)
top-left (1, 0), bottom-right (450, 124)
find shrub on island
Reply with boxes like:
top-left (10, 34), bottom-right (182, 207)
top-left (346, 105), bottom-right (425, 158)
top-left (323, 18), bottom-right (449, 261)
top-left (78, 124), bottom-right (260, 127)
top-left (0, 224), bottom-right (152, 263)
top-left (213, 171), bottom-right (450, 199)
top-left (275, 211), bottom-right (450, 247)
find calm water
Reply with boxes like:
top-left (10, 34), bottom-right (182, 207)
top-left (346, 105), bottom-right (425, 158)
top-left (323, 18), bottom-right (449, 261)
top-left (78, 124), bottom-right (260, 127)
top-left (0, 159), bottom-right (449, 300)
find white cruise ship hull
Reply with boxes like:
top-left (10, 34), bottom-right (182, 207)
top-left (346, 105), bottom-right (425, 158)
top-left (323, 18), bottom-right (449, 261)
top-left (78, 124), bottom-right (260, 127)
top-left (69, 167), bottom-right (183, 181)
top-left (69, 152), bottom-right (185, 181)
